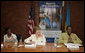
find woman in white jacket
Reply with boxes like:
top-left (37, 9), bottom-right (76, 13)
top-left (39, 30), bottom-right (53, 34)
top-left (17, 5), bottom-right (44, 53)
top-left (24, 27), bottom-right (46, 45)
top-left (4, 27), bottom-right (18, 43)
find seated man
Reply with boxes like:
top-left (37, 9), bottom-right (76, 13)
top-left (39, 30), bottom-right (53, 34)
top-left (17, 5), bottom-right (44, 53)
top-left (24, 27), bottom-right (46, 45)
top-left (4, 27), bottom-right (18, 43)
top-left (59, 26), bottom-right (82, 44)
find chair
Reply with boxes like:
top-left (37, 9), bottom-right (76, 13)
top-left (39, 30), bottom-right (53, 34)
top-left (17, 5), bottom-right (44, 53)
top-left (46, 37), bottom-right (54, 43)
top-left (46, 37), bottom-right (59, 43)
top-left (16, 34), bottom-right (23, 42)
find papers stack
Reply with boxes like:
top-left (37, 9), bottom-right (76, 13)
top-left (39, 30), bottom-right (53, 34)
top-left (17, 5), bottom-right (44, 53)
top-left (25, 44), bottom-right (36, 48)
top-left (67, 45), bottom-right (79, 48)
top-left (25, 42), bottom-right (46, 48)
top-left (64, 43), bottom-right (82, 49)
top-left (56, 45), bottom-right (62, 47)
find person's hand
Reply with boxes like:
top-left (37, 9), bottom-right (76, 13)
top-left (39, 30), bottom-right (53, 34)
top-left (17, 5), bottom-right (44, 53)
top-left (30, 41), bottom-right (35, 44)
top-left (30, 40), bottom-right (35, 44)
top-left (68, 37), bottom-right (73, 43)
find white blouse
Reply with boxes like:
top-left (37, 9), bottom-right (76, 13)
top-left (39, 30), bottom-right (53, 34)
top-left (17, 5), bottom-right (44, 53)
top-left (24, 34), bottom-right (46, 44)
top-left (4, 33), bottom-right (18, 43)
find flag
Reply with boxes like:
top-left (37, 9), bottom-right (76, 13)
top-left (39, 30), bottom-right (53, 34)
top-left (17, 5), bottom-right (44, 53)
top-left (60, 1), bottom-right (64, 22)
top-left (65, 2), bottom-right (70, 32)
top-left (60, 1), bottom-right (63, 30)
top-left (27, 4), bottom-right (34, 36)
top-left (60, 8), bottom-right (62, 22)
top-left (62, 1), bottom-right (64, 7)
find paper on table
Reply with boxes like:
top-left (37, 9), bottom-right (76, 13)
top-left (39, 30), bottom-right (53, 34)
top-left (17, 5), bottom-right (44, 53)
top-left (64, 43), bottom-right (82, 49)
top-left (64, 43), bottom-right (82, 46)
top-left (73, 44), bottom-right (82, 46)
top-left (64, 43), bottom-right (73, 46)
top-left (35, 43), bottom-right (45, 46)
top-left (67, 45), bottom-right (79, 48)
top-left (56, 45), bottom-right (62, 47)
top-left (25, 44), bottom-right (36, 48)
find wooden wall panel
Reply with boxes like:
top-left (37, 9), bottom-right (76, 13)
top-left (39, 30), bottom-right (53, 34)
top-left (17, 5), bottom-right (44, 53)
top-left (1, 1), bottom-right (84, 42)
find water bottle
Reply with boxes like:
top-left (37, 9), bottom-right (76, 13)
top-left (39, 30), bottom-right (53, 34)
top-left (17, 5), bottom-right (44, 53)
top-left (54, 37), bottom-right (57, 47)
top-left (20, 37), bottom-right (22, 42)
top-left (15, 42), bottom-right (18, 47)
